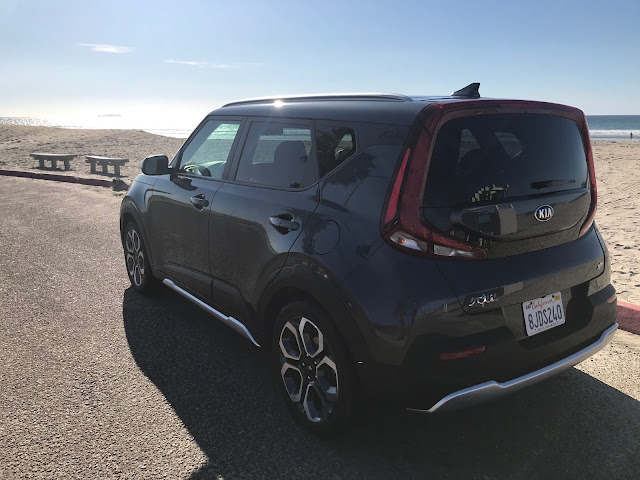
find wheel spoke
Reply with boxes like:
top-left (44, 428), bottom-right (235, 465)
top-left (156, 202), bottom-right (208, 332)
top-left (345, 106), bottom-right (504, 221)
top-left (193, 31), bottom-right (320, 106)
top-left (279, 321), bottom-right (302, 360)
top-left (126, 253), bottom-right (135, 276)
top-left (137, 251), bottom-right (145, 276)
top-left (303, 382), bottom-right (329, 423)
top-left (299, 317), bottom-right (323, 358)
top-left (125, 231), bottom-right (135, 253)
top-left (133, 265), bottom-right (142, 286)
top-left (280, 361), bottom-right (303, 403)
top-left (315, 355), bottom-right (339, 402)
top-left (132, 230), bottom-right (141, 252)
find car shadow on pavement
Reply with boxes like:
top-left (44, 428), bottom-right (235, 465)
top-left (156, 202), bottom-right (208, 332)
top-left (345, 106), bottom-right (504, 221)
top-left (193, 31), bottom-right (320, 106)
top-left (123, 287), bottom-right (640, 480)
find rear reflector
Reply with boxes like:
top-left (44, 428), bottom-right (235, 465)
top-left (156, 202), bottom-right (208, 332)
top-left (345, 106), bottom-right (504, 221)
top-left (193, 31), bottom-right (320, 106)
top-left (439, 346), bottom-right (487, 361)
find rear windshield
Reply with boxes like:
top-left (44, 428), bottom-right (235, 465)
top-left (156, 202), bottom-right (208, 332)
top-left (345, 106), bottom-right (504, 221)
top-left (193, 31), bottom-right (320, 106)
top-left (423, 114), bottom-right (588, 208)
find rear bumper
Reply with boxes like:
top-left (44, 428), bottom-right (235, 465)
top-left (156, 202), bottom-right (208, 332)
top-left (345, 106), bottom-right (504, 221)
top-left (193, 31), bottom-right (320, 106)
top-left (407, 322), bottom-right (618, 413)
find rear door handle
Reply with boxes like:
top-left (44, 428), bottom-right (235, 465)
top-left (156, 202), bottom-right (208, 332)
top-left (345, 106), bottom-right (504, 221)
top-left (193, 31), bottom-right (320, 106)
top-left (190, 193), bottom-right (209, 209)
top-left (269, 215), bottom-right (299, 233)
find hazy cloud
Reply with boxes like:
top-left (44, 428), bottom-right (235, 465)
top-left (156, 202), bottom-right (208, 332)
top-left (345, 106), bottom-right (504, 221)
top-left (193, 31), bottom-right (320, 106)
top-left (163, 60), bottom-right (262, 69)
top-left (164, 59), bottom-right (210, 67)
top-left (79, 43), bottom-right (132, 54)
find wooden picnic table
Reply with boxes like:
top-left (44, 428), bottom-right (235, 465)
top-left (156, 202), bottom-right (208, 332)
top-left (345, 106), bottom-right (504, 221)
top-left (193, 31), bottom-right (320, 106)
top-left (85, 156), bottom-right (129, 177)
top-left (30, 153), bottom-right (76, 170)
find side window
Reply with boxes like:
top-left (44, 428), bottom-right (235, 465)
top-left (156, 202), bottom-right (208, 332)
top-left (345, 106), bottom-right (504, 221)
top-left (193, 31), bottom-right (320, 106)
top-left (316, 125), bottom-right (356, 178)
top-left (178, 120), bottom-right (241, 179)
top-left (235, 121), bottom-right (315, 189)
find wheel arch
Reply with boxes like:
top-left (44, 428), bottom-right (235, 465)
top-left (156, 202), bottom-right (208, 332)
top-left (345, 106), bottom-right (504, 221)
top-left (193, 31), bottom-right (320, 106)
top-left (120, 200), bottom-right (156, 270)
top-left (258, 261), bottom-right (371, 366)
top-left (120, 211), bottom-right (136, 239)
top-left (262, 287), bottom-right (323, 344)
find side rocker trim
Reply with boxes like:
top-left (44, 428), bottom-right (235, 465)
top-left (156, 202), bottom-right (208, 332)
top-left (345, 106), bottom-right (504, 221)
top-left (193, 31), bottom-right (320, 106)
top-left (163, 278), bottom-right (261, 347)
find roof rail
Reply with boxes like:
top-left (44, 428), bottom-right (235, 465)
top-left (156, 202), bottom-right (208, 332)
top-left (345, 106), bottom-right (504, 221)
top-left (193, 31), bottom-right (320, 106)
top-left (222, 93), bottom-right (413, 107)
top-left (451, 83), bottom-right (480, 98)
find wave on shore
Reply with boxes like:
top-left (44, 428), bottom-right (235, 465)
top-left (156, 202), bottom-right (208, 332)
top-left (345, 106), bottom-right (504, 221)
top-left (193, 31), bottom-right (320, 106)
top-left (590, 130), bottom-right (639, 140)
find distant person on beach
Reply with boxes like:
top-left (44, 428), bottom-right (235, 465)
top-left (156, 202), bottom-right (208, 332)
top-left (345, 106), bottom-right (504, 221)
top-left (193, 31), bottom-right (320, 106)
top-left (631, 132), bottom-right (634, 139)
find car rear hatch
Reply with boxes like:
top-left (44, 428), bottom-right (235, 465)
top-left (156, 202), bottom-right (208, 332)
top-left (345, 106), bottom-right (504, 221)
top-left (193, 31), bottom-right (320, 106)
top-left (383, 99), bottom-right (607, 342)
top-left (424, 112), bottom-right (592, 258)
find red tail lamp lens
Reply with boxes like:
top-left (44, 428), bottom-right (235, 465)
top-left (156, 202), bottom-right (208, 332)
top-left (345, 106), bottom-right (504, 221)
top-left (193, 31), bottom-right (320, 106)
top-left (384, 148), bottom-right (411, 225)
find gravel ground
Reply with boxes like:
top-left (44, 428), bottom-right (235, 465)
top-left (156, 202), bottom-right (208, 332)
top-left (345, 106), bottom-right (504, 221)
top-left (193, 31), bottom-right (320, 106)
top-left (1, 176), bottom-right (639, 480)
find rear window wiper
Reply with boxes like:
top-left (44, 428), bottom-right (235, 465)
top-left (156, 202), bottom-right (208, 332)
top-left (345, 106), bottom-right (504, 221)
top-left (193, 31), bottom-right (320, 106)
top-left (530, 179), bottom-right (576, 189)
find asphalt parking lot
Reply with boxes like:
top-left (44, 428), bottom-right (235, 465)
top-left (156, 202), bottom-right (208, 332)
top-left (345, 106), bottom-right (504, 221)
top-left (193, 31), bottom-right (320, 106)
top-left (1, 176), bottom-right (639, 480)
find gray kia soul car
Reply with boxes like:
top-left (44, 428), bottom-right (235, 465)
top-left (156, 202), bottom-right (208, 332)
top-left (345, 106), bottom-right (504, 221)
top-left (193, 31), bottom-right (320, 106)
top-left (120, 83), bottom-right (618, 433)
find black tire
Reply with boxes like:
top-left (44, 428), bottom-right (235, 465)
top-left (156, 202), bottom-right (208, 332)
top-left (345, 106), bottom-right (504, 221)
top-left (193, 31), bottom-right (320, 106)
top-left (122, 221), bottom-right (156, 293)
top-left (272, 300), bottom-right (356, 435)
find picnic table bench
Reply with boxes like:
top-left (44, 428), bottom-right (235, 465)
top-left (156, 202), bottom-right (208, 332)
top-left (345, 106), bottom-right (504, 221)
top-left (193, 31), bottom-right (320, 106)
top-left (30, 153), bottom-right (76, 170)
top-left (85, 156), bottom-right (129, 177)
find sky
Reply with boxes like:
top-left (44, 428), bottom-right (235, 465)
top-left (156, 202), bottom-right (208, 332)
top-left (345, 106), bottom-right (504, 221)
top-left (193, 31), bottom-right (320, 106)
top-left (0, 0), bottom-right (638, 129)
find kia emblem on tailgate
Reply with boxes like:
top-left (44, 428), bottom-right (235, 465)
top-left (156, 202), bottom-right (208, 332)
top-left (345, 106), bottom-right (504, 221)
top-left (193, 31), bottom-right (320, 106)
top-left (534, 205), bottom-right (554, 222)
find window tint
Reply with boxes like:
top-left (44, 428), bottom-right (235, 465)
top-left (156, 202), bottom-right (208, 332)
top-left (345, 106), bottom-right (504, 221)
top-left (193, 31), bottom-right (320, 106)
top-left (424, 114), bottom-right (588, 208)
top-left (235, 121), bottom-right (315, 188)
top-left (316, 125), bottom-right (356, 177)
top-left (179, 120), bottom-right (241, 179)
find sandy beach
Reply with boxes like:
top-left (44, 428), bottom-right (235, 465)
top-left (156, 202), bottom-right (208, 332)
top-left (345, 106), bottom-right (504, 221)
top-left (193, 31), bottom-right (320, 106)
top-left (592, 140), bottom-right (640, 303)
top-left (0, 125), bottom-right (185, 181)
top-left (1, 124), bottom-right (639, 303)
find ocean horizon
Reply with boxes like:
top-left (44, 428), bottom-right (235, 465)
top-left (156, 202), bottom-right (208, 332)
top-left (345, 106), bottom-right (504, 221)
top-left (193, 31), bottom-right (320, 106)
top-left (585, 115), bottom-right (639, 140)
top-left (1, 115), bottom-right (639, 140)
top-left (0, 116), bottom-right (196, 139)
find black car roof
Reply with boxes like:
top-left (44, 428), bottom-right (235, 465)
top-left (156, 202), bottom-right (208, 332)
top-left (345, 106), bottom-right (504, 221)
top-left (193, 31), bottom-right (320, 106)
top-left (208, 94), bottom-right (470, 126)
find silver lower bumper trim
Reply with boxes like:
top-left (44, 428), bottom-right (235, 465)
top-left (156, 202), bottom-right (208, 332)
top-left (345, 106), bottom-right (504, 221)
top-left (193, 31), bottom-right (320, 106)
top-left (162, 279), bottom-right (261, 347)
top-left (408, 323), bottom-right (618, 414)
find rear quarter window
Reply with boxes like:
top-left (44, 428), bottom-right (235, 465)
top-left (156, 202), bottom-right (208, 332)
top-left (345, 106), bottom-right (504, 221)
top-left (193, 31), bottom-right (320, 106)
top-left (424, 114), bottom-right (589, 208)
top-left (316, 125), bottom-right (356, 178)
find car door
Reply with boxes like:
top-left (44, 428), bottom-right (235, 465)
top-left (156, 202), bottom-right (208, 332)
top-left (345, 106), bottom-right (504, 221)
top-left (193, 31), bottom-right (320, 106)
top-left (147, 117), bottom-right (244, 300)
top-left (207, 118), bottom-right (319, 326)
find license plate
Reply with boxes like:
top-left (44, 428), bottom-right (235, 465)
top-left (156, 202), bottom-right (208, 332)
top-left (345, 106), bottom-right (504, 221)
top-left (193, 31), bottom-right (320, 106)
top-left (522, 292), bottom-right (565, 336)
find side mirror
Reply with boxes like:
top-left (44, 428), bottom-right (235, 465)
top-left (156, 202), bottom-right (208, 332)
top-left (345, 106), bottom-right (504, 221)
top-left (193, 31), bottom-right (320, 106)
top-left (141, 155), bottom-right (169, 175)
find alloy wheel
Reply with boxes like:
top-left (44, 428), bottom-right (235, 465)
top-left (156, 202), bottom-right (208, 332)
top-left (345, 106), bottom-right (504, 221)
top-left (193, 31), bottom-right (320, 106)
top-left (125, 229), bottom-right (145, 287)
top-left (279, 317), bottom-right (339, 423)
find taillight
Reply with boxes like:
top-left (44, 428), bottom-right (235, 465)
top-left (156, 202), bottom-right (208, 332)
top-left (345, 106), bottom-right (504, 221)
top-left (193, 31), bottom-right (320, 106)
top-left (382, 105), bottom-right (487, 260)
top-left (579, 114), bottom-right (597, 237)
top-left (383, 148), bottom-right (411, 224)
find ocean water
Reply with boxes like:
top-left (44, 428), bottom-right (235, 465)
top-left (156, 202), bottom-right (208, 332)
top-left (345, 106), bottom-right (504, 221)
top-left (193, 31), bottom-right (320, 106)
top-left (1, 115), bottom-right (639, 141)
top-left (586, 115), bottom-right (640, 140)
top-left (0, 116), bottom-right (194, 138)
